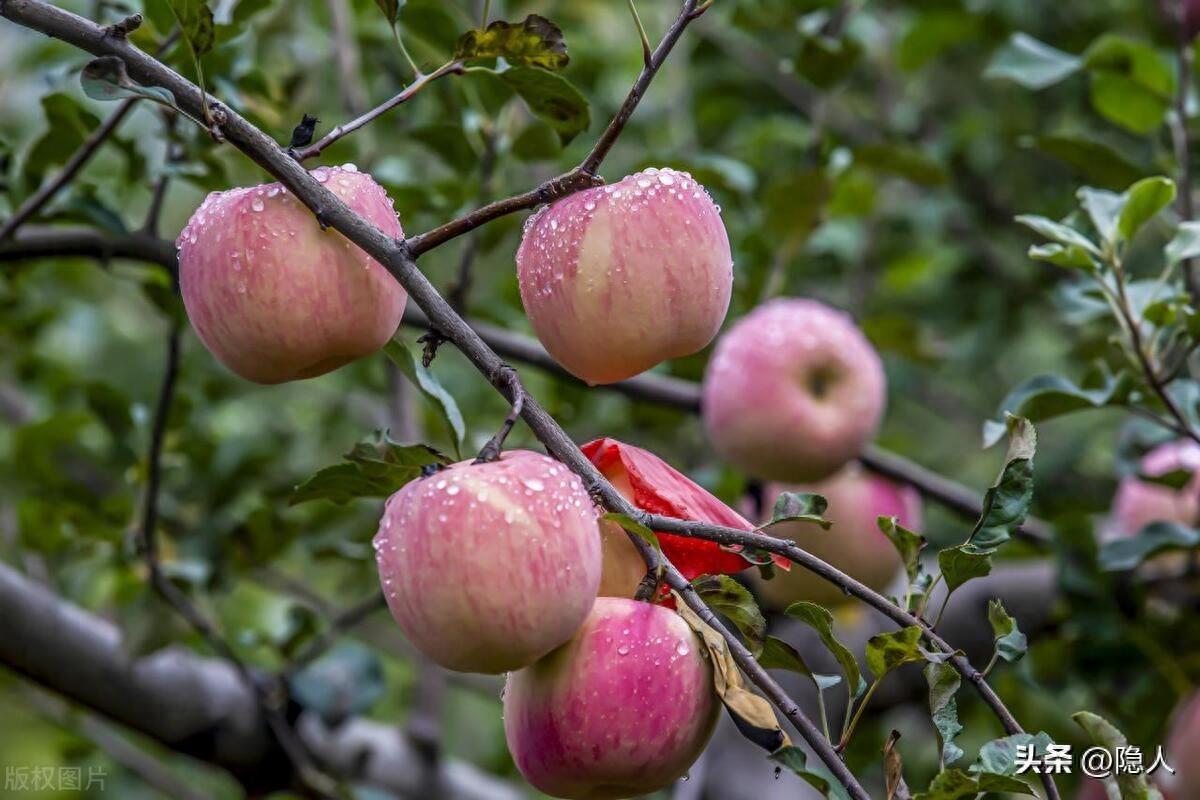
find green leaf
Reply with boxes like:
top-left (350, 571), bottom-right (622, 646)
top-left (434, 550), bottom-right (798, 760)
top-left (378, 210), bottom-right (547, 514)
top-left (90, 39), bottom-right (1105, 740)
top-left (915, 768), bottom-right (1034, 800)
top-left (1073, 712), bottom-right (1165, 800)
top-left (602, 512), bottom-right (662, 564)
top-left (984, 33), bottom-right (1081, 90)
top-left (970, 415), bottom-right (1036, 549)
top-left (1118, 177), bottom-right (1175, 242)
top-left (1031, 133), bottom-right (1145, 191)
top-left (877, 515), bottom-right (926, 584)
top-left (692, 574), bottom-right (766, 657)
top-left (454, 15), bottom-right (569, 70)
top-left (1090, 72), bottom-right (1171, 133)
top-left (382, 338), bottom-right (466, 457)
top-left (865, 626), bottom-right (924, 680)
top-left (757, 635), bottom-right (813, 675)
top-left (984, 371), bottom-right (1131, 446)
top-left (1098, 520), bottom-right (1200, 571)
top-left (854, 144), bottom-right (945, 186)
top-left (937, 545), bottom-right (992, 593)
top-left (1077, 186), bottom-right (1125, 247)
top-left (796, 33), bottom-right (862, 89)
top-left (1027, 242), bottom-right (1098, 271)
top-left (373, 0), bottom-right (399, 27)
top-left (23, 93), bottom-right (101, 187)
top-left (764, 491), bottom-right (831, 530)
top-left (290, 433), bottom-right (450, 506)
top-left (987, 599), bottom-right (1028, 663)
top-left (498, 67), bottom-right (590, 144)
top-left (1166, 221), bottom-right (1200, 265)
top-left (784, 601), bottom-right (866, 699)
top-left (925, 661), bottom-right (964, 766)
top-left (81, 57), bottom-right (177, 106)
top-left (290, 642), bottom-right (386, 726)
top-left (975, 732), bottom-right (1053, 776)
top-left (1014, 214), bottom-right (1100, 255)
top-left (1082, 35), bottom-right (1174, 134)
top-left (166, 0), bottom-right (216, 61)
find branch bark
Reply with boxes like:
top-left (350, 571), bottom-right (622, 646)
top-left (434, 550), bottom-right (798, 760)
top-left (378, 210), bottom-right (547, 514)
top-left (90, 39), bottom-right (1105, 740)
top-left (0, 559), bottom-right (521, 800)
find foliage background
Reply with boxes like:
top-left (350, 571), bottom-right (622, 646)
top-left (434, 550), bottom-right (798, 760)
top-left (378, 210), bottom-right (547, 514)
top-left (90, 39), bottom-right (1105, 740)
top-left (1, 0), bottom-right (1196, 797)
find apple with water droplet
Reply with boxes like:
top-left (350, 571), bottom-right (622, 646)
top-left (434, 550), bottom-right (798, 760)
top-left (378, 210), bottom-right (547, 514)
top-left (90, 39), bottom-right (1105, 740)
top-left (703, 298), bottom-right (886, 482)
top-left (755, 463), bottom-right (921, 608)
top-left (504, 596), bottom-right (717, 799)
top-left (516, 167), bottom-right (733, 385)
top-left (177, 165), bottom-right (407, 384)
top-left (373, 451), bottom-right (602, 673)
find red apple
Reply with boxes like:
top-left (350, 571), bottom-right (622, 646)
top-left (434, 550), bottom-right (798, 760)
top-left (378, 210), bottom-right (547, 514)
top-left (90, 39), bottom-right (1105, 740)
top-left (1107, 440), bottom-right (1200, 537)
top-left (755, 463), bottom-right (921, 608)
top-left (178, 165), bottom-right (407, 384)
top-left (373, 451), bottom-right (601, 674)
top-left (582, 437), bottom-right (790, 599)
top-left (516, 167), bottom-right (732, 385)
top-left (504, 597), bottom-right (718, 799)
top-left (702, 298), bottom-right (886, 483)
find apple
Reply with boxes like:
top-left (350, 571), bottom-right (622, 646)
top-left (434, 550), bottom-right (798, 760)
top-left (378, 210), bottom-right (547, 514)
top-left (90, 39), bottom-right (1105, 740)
top-left (177, 165), bottom-right (407, 384)
top-left (1162, 692), bottom-right (1200, 799)
top-left (1107, 440), bottom-right (1200, 538)
top-left (373, 450), bottom-right (601, 674)
top-left (504, 596), bottom-right (718, 799)
top-left (582, 437), bottom-right (791, 599)
top-left (516, 167), bottom-right (732, 385)
top-left (702, 298), bottom-right (886, 483)
top-left (755, 462), bottom-right (921, 608)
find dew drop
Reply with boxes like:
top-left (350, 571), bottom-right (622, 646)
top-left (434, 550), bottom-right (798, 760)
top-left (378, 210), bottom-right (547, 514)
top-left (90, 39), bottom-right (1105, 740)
top-left (251, 197), bottom-right (264, 212)
top-left (617, 645), bottom-right (630, 656)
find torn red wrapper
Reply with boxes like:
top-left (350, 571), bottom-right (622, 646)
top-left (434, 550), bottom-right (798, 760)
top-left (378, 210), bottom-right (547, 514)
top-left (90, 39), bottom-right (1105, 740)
top-left (582, 437), bottom-right (791, 581)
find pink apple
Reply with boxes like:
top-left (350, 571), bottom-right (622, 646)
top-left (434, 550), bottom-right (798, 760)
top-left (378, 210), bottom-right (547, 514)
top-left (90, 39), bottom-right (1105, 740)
top-left (702, 298), bottom-right (886, 483)
top-left (1107, 440), bottom-right (1200, 538)
top-left (504, 597), bottom-right (718, 799)
top-left (582, 437), bottom-right (791, 599)
top-left (373, 451), bottom-right (601, 674)
top-left (177, 165), bottom-right (407, 384)
top-left (1161, 692), bottom-right (1200, 799)
top-left (516, 167), bottom-right (732, 385)
top-left (755, 463), bottom-right (921, 608)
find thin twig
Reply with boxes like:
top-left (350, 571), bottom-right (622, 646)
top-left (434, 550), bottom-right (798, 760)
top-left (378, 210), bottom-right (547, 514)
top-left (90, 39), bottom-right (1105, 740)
top-left (406, 0), bottom-right (701, 255)
top-left (0, 28), bottom-right (180, 244)
top-left (474, 366), bottom-right (524, 463)
top-left (292, 60), bottom-right (462, 161)
top-left (0, 99), bottom-right (138, 243)
top-left (448, 129), bottom-right (498, 312)
top-left (138, 316), bottom-right (336, 798)
top-left (626, 0), bottom-right (653, 67)
top-left (286, 594), bottom-right (388, 673)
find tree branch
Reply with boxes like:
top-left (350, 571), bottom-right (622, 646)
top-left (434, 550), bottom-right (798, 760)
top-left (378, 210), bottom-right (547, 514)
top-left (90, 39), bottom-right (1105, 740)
top-left (0, 560), bottom-right (521, 800)
top-left (0, 98), bottom-right (139, 243)
top-left (292, 60), bottom-right (463, 161)
top-left (405, 0), bottom-right (702, 256)
top-left (0, 4), bottom-right (1053, 796)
